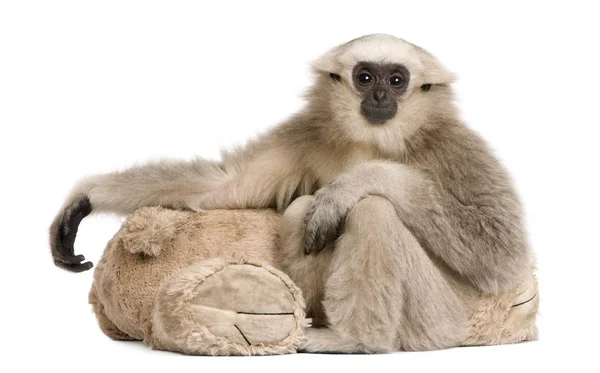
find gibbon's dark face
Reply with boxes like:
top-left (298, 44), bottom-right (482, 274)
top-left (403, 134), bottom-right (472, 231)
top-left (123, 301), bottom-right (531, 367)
top-left (352, 62), bottom-right (410, 125)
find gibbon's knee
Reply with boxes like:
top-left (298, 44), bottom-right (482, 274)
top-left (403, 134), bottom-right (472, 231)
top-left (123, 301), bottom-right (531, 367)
top-left (282, 196), bottom-right (315, 230)
top-left (345, 195), bottom-right (397, 235)
top-left (280, 196), bottom-right (314, 257)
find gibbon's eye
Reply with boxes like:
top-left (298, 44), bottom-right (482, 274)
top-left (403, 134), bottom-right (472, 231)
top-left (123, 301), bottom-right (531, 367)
top-left (358, 73), bottom-right (373, 85)
top-left (389, 75), bottom-right (404, 87)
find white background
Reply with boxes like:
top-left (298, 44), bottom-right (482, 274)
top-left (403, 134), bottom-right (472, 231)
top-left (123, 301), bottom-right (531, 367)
top-left (1, 1), bottom-right (598, 372)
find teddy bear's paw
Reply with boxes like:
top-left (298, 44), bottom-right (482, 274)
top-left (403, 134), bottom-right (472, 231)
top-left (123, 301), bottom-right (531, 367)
top-left (152, 257), bottom-right (309, 355)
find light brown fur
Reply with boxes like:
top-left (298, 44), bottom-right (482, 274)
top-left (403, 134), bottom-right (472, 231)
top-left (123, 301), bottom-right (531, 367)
top-left (53, 34), bottom-right (537, 352)
top-left (280, 196), bottom-right (537, 352)
top-left (90, 207), bottom-right (309, 355)
top-left (91, 206), bottom-right (537, 353)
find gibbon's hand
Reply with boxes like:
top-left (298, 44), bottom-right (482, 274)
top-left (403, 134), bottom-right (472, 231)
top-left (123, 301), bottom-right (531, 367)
top-left (304, 184), bottom-right (359, 254)
top-left (49, 195), bottom-right (94, 272)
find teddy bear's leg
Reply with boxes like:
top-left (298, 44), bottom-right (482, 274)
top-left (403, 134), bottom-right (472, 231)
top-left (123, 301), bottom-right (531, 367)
top-left (281, 196), bottom-right (468, 353)
top-left (151, 257), bottom-right (307, 356)
top-left (89, 285), bottom-right (135, 341)
top-left (500, 274), bottom-right (539, 343)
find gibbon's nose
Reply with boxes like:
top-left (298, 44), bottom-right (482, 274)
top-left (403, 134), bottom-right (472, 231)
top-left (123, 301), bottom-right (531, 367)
top-left (374, 90), bottom-right (387, 103)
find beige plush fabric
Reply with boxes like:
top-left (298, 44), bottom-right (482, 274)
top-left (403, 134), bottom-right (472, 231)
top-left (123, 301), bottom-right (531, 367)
top-left (90, 206), bottom-right (537, 355)
top-left (152, 257), bottom-right (309, 355)
top-left (464, 272), bottom-right (538, 346)
top-left (90, 206), bottom-right (308, 355)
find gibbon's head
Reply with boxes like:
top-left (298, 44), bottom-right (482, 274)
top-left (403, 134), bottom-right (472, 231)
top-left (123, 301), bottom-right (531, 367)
top-left (311, 34), bottom-right (456, 153)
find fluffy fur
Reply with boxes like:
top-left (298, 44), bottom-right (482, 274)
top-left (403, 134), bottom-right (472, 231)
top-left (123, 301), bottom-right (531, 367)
top-left (52, 34), bottom-right (537, 352)
top-left (91, 206), bottom-right (537, 354)
top-left (90, 207), bottom-right (309, 356)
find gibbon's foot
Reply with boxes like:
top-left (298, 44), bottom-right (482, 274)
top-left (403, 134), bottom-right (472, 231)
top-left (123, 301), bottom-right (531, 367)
top-left (50, 195), bottom-right (94, 272)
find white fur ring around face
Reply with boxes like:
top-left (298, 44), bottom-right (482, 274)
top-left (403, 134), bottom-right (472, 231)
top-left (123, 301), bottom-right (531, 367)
top-left (152, 256), bottom-right (310, 356)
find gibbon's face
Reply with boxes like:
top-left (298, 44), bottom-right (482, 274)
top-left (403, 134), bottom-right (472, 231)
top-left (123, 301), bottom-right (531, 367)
top-left (313, 34), bottom-right (454, 152)
top-left (351, 62), bottom-right (409, 125)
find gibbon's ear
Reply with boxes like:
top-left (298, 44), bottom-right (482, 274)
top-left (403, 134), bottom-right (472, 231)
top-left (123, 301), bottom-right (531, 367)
top-left (415, 46), bottom-right (456, 86)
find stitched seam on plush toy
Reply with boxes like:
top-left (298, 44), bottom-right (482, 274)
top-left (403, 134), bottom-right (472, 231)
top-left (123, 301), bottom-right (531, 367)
top-left (234, 324), bottom-right (251, 346)
top-left (237, 312), bottom-right (294, 315)
top-left (511, 293), bottom-right (537, 308)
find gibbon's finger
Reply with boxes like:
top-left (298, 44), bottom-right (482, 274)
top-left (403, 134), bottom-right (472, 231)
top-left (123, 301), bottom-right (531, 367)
top-left (55, 254), bottom-right (86, 265)
top-left (50, 195), bottom-right (94, 272)
top-left (54, 259), bottom-right (94, 273)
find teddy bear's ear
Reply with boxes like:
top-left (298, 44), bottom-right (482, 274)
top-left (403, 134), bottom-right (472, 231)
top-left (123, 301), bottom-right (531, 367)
top-left (415, 46), bottom-right (456, 85)
top-left (121, 207), bottom-right (185, 257)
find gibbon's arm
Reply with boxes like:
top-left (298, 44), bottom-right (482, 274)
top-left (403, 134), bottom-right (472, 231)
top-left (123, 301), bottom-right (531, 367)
top-left (50, 149), bottom-right (305, 272)
top-left (303, 160), bottom-right (529, 294)
top-left (50, 158), bottom-right (225, 272)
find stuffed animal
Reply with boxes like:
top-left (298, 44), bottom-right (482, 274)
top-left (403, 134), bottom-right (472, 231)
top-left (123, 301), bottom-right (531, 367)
top-left (89, 204), bottom-right (538, 356)
top-left (89, 207), bottom-right (309, 356)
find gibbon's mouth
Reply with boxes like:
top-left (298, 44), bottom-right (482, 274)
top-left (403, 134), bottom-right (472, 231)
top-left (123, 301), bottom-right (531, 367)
top-left (361, 106), bottom-right (397, 125)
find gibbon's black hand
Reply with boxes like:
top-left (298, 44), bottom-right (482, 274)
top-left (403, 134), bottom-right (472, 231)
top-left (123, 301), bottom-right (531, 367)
top-left (50, 195), bottom-right (94, 272)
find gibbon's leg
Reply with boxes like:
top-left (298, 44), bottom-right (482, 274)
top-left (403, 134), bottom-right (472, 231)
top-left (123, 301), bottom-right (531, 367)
top-left (303, 161), bottom-right (528, 294)
top-left (279, 196), bottom-right (333, 327)
top-left (302, 196), bottom-right (468, 353)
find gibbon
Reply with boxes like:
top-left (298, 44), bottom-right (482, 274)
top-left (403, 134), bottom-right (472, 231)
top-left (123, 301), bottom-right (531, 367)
top-left (51, 34), bottom-right (536, 352)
